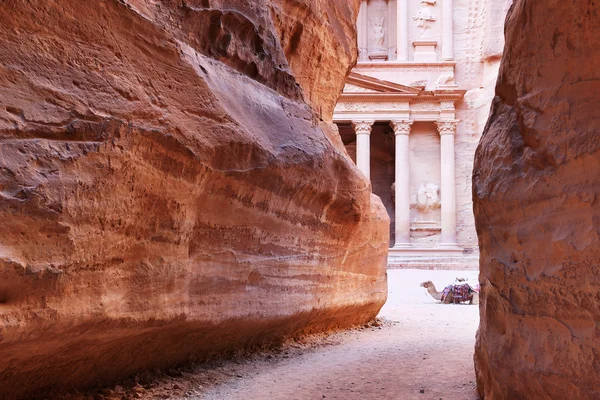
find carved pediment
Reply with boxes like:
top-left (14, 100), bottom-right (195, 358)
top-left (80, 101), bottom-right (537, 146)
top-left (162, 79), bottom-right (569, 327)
top-left (345, 72), bottom-right (423, 95)
top-left (343, 83), bottom-right (382, 93)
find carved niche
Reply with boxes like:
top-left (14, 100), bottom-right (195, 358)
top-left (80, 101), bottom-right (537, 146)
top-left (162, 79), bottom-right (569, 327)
top-left (367, 0), bottom-right (388, 60)
top-left (370, 17), bottom-right (386, 50)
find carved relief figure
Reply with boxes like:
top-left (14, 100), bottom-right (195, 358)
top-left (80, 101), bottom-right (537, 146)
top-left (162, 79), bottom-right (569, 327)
top-left (416, 183), bottom-right (441, 213)
top-left (410, 80), bottom-right (428, 88)
top-left (413, 1), bottom-right (437, 36)
top-left (436, 73), bottom-right (456, 88)
top-left (369, 17), bottom-right (386, 50)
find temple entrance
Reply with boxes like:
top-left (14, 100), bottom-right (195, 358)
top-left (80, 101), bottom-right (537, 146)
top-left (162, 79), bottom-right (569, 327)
top-left (331, 0), bottom-right (496, 270)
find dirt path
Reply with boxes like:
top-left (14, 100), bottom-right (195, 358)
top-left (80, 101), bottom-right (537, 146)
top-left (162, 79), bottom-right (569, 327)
top-left (87, 270), bottom-right (480, 400)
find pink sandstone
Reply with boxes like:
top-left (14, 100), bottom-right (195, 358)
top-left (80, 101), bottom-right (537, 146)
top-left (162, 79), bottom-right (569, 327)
top-left (474, 1), bottom-right (600, 398)
top-left (0, 1), bottom-right (388, 398)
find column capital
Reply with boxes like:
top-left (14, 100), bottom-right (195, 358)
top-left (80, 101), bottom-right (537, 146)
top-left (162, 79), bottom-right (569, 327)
top-left (390, 120), bottom-right (414, 135)
top-left (352, 120), bottom-right (374, 135)
top-left (435, 120), bottom-right (459, 135)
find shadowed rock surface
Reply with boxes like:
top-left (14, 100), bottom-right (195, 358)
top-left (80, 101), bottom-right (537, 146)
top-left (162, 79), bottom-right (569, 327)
top-left (0, 1), bottom-right (388, 398)
top-left (473, 1), bottom-right (600, 398)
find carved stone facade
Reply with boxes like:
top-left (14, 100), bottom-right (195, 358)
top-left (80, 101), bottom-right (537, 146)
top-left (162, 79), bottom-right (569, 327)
top-left (334, 0), bottom-right (512, 269)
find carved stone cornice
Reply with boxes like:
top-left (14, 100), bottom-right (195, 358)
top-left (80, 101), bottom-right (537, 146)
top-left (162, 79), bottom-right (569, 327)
top-left (354, 61), bottom-right (457, 70)
top-left (351, 120), bottom-right (375, 135)
top-left (435, 120), bottom-right (459, 135)
top-left (339, 91), bottom-right (466, 103)
top-left (390, 120), bottom-right (414, 135)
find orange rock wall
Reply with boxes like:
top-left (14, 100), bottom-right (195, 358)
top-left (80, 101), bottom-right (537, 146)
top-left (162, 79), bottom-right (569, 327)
top-left (0, 1), bottom-right (388, 398)
top-left (473, 1), bottom-right (600, 398)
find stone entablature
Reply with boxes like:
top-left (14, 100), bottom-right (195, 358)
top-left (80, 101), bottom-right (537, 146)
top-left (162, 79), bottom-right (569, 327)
top-left (334, 72), bottom-right (464, 122)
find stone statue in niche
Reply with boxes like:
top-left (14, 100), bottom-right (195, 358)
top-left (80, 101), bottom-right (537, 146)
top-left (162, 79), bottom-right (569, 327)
top-left (413, 0), bottom-right (437, 36)
top-left (416, 183), bottom-right (441, 214)
top-left (369, 17), bottom-right (386, 50)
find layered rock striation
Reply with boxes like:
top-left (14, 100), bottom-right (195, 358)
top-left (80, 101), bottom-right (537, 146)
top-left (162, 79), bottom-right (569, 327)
top-left (474, 1), bottom-right (600, 398)
top-left (0, 1), bottom-right (388, 398)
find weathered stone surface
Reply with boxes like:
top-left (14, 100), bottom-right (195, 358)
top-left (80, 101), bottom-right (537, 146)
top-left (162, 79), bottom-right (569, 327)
top-left (0, 0), bottom-right (388, 398)
top-left (454, 0), bottom-right (513, 262)
top-left (473, 1), bottom-right (600, 398)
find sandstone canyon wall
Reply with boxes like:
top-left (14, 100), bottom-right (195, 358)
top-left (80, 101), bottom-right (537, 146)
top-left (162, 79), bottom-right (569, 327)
top-left (0, 1), bottom-right (389, 398)
top-left (474, 1), bottom-right (600, 398)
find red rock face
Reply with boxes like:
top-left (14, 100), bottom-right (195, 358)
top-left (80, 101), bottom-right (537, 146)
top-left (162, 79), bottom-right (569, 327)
top-left (0, 1), bottom-right (388, 398)
top-left (473, 1), bottom-right (600, 398)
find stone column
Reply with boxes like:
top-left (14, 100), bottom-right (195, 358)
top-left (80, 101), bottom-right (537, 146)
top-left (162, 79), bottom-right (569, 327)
top-left (388, 0), bottom-right (396, 60)
top-left (390, 120), bottom-right (413, 248)
top-left (441, 0), bottom-right (454, 60)
top-left (396, 0), bottom-right (409, 61)
top-left (435, 120), bottom-right (459, 246)
top-left (352, 120), bottom-right (374, 179)
top-left (358, 1), bottom-right (368, 61)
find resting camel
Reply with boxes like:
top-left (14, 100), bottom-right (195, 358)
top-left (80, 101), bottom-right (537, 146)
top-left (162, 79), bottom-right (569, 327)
top-left (420, 280), bottom-right (479, 305)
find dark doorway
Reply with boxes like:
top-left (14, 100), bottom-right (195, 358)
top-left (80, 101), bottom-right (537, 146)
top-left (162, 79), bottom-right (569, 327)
top-left (339, 122), bottom-right (396, 245)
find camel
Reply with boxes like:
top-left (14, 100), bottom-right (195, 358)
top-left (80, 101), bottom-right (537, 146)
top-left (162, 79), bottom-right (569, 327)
top-left (420, 280), bottom-right (479, 305)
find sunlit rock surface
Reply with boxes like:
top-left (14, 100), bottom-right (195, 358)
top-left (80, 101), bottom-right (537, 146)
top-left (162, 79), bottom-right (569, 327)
top-left (0, 0), bottom-right (388, 397)
top-left (473, 1), bottom-right (600, 398)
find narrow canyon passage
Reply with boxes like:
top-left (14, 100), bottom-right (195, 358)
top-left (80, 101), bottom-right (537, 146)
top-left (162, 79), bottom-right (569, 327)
top-left (2, 2), bottom-right (598, 399)
top-left (112, 270), bottom-right (479, 400)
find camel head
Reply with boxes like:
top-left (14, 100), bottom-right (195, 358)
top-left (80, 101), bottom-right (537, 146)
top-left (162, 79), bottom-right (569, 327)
top-left (420, 280), bottom-right (433, 288)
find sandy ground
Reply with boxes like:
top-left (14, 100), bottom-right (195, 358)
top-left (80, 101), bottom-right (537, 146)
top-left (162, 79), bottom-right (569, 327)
top-left (74, 269), bottom-right (480, 400)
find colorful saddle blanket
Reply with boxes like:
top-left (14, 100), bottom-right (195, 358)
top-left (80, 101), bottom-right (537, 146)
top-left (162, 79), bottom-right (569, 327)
top-left (441, 283), bottom-right (475, 303)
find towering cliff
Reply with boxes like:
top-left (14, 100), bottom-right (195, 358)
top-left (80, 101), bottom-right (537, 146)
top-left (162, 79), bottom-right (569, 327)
top-left (0, 1), bottom-right (388, 398)
top-left (474, 1), bottom-right (600, 398)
